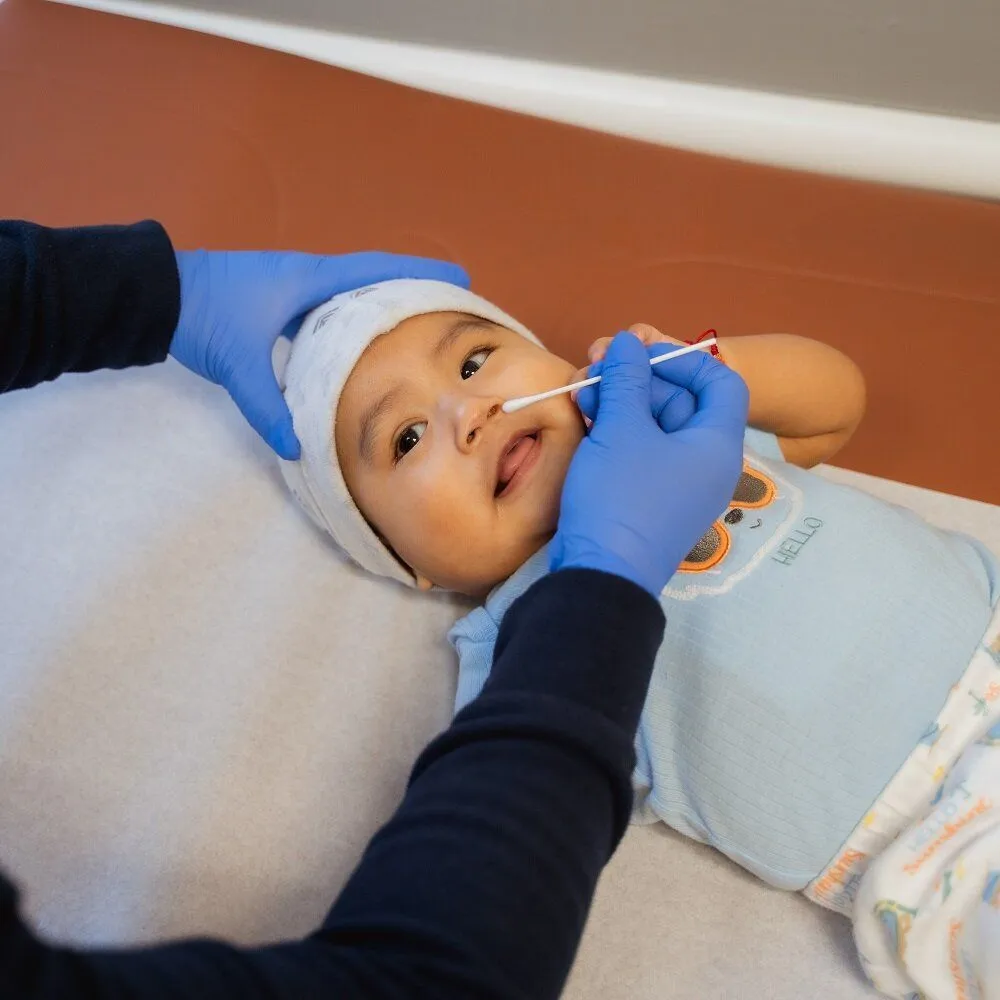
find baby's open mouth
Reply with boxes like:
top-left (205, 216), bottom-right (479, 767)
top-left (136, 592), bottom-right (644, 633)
top-left (495, 431), bottom-right (540, 498)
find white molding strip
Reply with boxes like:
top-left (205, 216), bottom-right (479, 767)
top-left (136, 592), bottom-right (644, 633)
top-left (50, 0), bottom-right (1000, 200)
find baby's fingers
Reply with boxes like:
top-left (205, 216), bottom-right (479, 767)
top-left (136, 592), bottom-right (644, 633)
top-left (588, 324), bottom-right (676, 364)
top-left (568, 366), bottom-right (589, 402)
top-left (628, 323), bottom-right (674, 345)
top-left (587, 337), bottom-right (614, 364)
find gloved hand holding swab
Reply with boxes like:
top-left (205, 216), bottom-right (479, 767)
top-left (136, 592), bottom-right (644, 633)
top-left (501, 338), bottom-right (718, 413)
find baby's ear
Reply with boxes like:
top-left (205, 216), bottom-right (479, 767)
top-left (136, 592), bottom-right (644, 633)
top-left (415, 574), bottom-right (435, 591)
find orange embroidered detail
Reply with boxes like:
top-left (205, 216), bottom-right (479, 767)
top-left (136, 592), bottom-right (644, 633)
top-left (679, 522), bottom-right (731, 573)
top-left (678, 463), bottom-right (777, 574)
top-left (730, 464), bottom-right (776, 510)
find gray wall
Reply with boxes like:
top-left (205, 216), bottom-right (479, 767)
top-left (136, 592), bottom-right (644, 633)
top-left (163, 0), bottom-right (1000, 123)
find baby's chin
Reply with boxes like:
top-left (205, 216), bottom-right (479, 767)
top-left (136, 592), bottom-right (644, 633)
top-left (435, 534), bottom-right (555, 598)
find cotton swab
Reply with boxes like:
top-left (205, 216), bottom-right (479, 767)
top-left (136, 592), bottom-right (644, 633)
top-left (501, 339), bottom-right (717, 414)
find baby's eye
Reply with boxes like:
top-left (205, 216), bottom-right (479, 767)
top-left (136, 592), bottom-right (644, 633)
top-left (461, 348), bottom-right (493, 380)
top-left (394, 421), bottom-right (427, 461)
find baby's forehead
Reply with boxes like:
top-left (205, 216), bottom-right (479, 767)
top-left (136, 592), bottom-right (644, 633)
top-left (359, 312), bottom-right (507, 366)
top-left (343, 312), bottom-right (492, 396)
top-left (388, 310), bottom-right (503, 342)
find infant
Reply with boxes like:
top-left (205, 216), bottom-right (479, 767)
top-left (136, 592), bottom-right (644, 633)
top-left (280, 279), bottom-right (1000, 1000)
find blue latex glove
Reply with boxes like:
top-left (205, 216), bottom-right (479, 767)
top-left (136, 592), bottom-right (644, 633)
top-left (551, 332), bottom-right (749, 597)
top-left (575, 341), bottom-right (697, 432)
top-left (170, 250), bottom-right (469, 459)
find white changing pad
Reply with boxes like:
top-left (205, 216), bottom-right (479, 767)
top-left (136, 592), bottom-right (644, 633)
top-left (1, 361), bottom-right (997, 999)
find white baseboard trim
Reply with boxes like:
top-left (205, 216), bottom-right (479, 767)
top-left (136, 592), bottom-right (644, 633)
top-left (50, 0), bottom-right (1000, 200)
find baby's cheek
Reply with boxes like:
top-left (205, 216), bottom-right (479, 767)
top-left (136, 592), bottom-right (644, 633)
top-left (382, 473), bottom-right (460, 537)
top-left (553, 379), bottom-right (590, 431)
top-left (390, 503), bottom-right (482, 583)
top-left (494, 366), bottom-right (557, 400)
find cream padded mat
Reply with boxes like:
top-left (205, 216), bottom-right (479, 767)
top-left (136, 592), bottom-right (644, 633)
top-left (2, 361), bottom-right (997, 999)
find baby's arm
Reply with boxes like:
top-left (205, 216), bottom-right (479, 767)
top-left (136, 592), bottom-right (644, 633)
top-left (589, 325), bottom-right (866, 468)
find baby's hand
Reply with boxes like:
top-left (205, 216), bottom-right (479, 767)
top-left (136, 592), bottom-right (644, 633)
top-left (587, 323), bottom-right (683, 364)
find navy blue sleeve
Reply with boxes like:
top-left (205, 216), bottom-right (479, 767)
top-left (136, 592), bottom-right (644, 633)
top-left (0, 219), bottom-right (179, 391)
top-left (0, 569), bottom-right (665, 999)
top-left (0, 222), bottom-right (666, 997)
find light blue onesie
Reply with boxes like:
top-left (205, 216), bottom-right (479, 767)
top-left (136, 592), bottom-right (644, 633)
top-left (449, 429), bottom-right (1000, 890)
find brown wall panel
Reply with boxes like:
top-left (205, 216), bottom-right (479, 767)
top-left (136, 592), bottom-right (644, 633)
top-left (3, 0), bottom-right (997, 502)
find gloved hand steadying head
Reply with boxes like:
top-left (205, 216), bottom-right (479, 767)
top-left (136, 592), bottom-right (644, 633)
top-left (551, 332), bottom-right (749, 597)
top-left (169, 249), bottom-right (469, 460)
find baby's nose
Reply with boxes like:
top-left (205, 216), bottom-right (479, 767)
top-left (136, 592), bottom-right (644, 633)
top-left (465, 403), bottom-right (501, 444)
top-left (448, 396), bottom-right (501, 449)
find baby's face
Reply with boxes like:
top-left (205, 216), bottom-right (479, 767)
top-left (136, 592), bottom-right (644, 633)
top-left (336, 312), bottom-right (584, 596)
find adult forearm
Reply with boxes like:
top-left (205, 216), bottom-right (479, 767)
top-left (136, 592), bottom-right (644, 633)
top-left (0, 220), bottom-right (179, 392)
top-left (0, 570), bottom-right (663, 1000)
top-left (320, 569), bottom-right (665, 998)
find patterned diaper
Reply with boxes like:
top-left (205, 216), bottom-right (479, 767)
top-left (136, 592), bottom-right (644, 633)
top-left (806, 605), bottom-right (1000, 999)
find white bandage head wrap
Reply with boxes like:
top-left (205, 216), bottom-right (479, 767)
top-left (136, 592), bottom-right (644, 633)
top-left (278, 279), bottom-right (542, 586)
